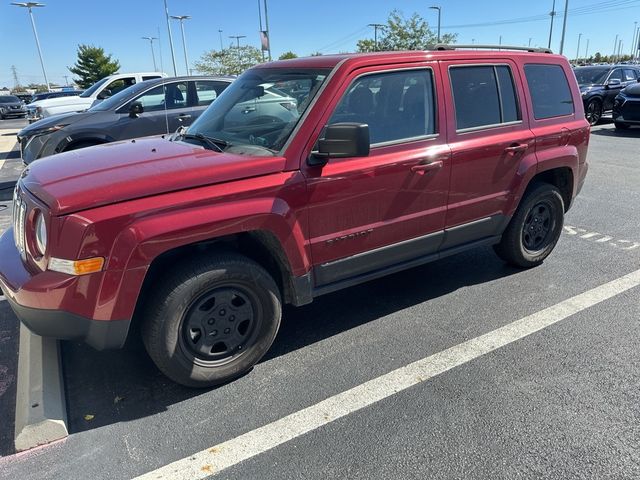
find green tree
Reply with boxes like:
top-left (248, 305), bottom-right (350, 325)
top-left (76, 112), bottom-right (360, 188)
top-left (195, 45), bottom-right (263, 75)
top-left (357, 9), bottom-right (457, 52)
top-left (68, 44), bottom-right (120, 88)
top-left (278, 51), bottom-right (298, 60)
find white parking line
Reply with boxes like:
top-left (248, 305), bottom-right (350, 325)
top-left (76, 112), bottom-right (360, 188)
top-left (0, 160), bottom-right (5, 170)
top-left (134, 268), bottom-right (640, 480)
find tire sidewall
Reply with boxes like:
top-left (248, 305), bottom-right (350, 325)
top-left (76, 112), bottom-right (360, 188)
top-left (515, 187), bottom-right (564, 264)
top-left (145, 259), bottom-right (281, 387)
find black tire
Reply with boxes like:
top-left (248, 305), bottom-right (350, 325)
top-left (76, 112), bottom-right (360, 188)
top-left (493, 182), bottom-right (565, 268)
top-left (141, 253), bottom-right (281, 388)
top-left (585, 98), bottom-right (602, 126)
top-left (614, 122), bottom-right (630, 130)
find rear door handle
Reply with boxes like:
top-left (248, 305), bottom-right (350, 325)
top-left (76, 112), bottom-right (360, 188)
top-left (504, 143), bottom-right (528, 155)
top-left (178, 114), bottom-right (192, 121)
top-left (411, 160), bottom-right (443, 175)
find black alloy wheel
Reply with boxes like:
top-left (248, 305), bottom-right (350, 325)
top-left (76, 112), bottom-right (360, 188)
top-left (522, 201), bottom-right (555, 253)
top-left (586, 99), bottom-right (602, 126)
top-left (180, 285), bottom-right (260, 365)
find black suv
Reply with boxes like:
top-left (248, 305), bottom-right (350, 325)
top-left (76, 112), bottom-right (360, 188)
top-left (574, 65), bottom-right (640, 125)
top-left (613, 81), bottom-right (640, 129)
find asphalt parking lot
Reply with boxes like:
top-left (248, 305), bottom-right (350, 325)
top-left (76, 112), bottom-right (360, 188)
top-left (0, 120), bottom-right (639, 479)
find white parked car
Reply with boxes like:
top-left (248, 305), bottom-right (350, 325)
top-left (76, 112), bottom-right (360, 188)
top-left (27, 72), bottom-right (166, 123)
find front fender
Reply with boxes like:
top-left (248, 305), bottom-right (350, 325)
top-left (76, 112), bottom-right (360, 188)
top-left (66, 171), bottom-right (310, 321)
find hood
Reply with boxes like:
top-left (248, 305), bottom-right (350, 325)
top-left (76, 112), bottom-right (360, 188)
top-left (29, 95), bottom-right (90, 109)
top-left (21, 137), bottom-right (286, 216)
top-left (18, 111), bottom-right (94, 137)
top-left (622, 82), bottom-right (640, 97)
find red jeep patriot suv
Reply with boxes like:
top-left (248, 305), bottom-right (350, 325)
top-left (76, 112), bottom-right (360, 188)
top-left (0, 47), bottom-right (589, 387)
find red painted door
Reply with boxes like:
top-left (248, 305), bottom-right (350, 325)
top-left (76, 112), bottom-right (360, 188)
top-left (442, 60), bottom-right (536, 230)
top-left (301, 64), bottom-right (451, 285)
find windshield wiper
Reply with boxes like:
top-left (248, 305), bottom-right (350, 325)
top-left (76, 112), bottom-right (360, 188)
top-left (180, 132), bottom-right (229, 153)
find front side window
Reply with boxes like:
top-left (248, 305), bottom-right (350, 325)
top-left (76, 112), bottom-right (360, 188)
top-left (450, 65), bottom-right (521, 130)
top-left (608, 69), bottom-right (623, 82)
top-left (524, 64), bottom-right (574, 120)
top-left (105, 77), bottom-right (136, 96)
top-left (623, 69), bottom-right (637, 81)
top-left (186, 68), bottom-right (330, 154)
top-left (328, 69), bottom-right (436, 144)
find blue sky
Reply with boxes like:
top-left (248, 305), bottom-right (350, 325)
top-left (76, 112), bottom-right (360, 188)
top-left (1, 0), bottom-right (639, 87)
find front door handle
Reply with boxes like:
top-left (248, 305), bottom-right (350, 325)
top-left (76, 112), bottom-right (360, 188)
top-left (178, 114), bottom-right (192, 122)
top-left (504, 143), bottom-right (528, 155)
top-left (411, 160), bottom-right (443, 175)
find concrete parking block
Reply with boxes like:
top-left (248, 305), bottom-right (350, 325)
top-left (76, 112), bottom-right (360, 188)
top-left (14, 324), bottom-right (68, 452)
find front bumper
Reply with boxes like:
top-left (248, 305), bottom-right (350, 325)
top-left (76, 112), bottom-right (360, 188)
top-left (613, 98), bottom-right (640, 125)
top-left (1, 109), bottom-right (26, 117)
top-left (0, 228), bottom-right (130, 350)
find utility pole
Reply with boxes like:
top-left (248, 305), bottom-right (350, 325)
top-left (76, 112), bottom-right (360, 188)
top-left (218, 29), bottom-right (224, 51)
top-left (429, 6), bottom-right (441, 43)
top-left (229, 35), bottom-right (246, 73)
top-left (575, 33), bottom-right (582, 63)
top-left (11, 2), bottom-right (50, 91)
top-left (548, 0), bottom-right (556, 49)
top-left (613, 34), bottom-right (619, 62)
top-left (11, 65), bottom-right (20, 89)
top-left (163, 0), bottom-right (177, 75)
top-left (263, 0), bottom-right (272, 61)
top-left (171, 15), bottom-right (191, 75)
top-left (368, 23), bottom-right (385, 51)
top-left (559, 0), bottom-right (569, 55)
top-left (528, 38), bottom-right (532, 47)
top-left (584, 39), bottom-right (589, 62)
top-left (63, 74), bottom-right (69, 86)
top-left (258, 0), bottom-right (265, 61)
top-left (142, 36), bottom-right (159, 71)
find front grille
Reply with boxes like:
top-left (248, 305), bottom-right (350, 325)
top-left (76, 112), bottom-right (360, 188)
top-left (622, 101), bottom-right (640, 121)
top-left (12, 184), bottom-right (27, 260)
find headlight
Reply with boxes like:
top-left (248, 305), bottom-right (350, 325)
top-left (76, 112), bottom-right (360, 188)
top-left (34, 211), bottom-right (47, 256)
top-left (26, 124), bottom-right (69, 138)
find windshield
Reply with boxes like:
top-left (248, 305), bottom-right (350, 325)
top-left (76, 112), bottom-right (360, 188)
top-left (89, 81), bottom-right (152, 112)
top-left (574, 67), bottom-right (610, 85)
top-left (185, 67), bottom-right (331, 154)
top-left (0, 96), bottom-right (20, 103)
top-left (79, 77), bottom-right (111, 97)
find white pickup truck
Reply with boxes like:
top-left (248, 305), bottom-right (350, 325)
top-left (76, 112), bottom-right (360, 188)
top-left (27, 72), bottom-right (166, 123)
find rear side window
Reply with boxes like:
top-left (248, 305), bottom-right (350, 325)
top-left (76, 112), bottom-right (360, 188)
top-left (449, 65), bottom-right (521, 130)
top-left (194, 80), bottom-right (230, 106)
top-left (623, 69), bottom-right (637, 81)
top-left (524, 64), bottom-right (574, 119)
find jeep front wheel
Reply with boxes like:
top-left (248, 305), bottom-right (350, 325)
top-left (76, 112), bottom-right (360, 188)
top-left (493, 182), bottom-right (565, 268)
top-left (141, 253), bottom-right (281, 387)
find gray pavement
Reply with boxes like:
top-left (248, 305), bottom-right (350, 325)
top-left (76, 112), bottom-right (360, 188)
top-left (0, 121), bottom-right (639, 479)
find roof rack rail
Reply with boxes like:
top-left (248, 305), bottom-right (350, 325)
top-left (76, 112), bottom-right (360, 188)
top-left (432, 44), bottom-right (553, 54)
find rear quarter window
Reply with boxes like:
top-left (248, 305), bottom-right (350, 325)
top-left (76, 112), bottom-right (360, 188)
top-left (524, 64), bottom-right (574, 120)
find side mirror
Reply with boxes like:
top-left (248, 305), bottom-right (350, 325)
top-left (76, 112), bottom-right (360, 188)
top-left (129, 101), bottom-right (144, 118)
top-left (606, 78), bottom-right (621, 88)
top-left (309, 123), bottom-right (370, 166)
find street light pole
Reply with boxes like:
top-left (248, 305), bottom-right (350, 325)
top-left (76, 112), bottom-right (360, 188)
top-left (142, 36), bottom-right (159, 71)
top-left (229, 35), bottom-right (247, 73)
top-left (429, 6), bottom-right (441, 43)
top-left (171, 15), bottom-right (191, 75)
top-left (613, 34), bottom-right (619, 61)
top-left (11, 2), bottom-right (50, 91)
top-left (575, 33), bottom-right (582, 62)
top-left (163, 0), bottom-right (177, 75)
top-left (632, 22), bottom-right (638, 56)
top-left (218, 29), bottom-right (224, 51)
top-left (559, 0), bottom-right (569, 55)
top-left (548, 0), bottom-right (556, 49)
top-left (368, 23), bottom-right (385, 51)
top-left (584, 38), bottom-right (589, 62)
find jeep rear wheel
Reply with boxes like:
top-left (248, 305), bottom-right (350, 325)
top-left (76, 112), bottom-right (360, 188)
top-left (493, 182), bottom-right (564, 268)
top-left (141, 253), bottom-right (281, 387)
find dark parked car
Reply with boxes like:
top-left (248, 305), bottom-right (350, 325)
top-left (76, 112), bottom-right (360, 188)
top-left (574, 65), bottom-right (640, 125)
top-left (29, 90), bottom-right (84, 103)
top-left (613, 82), bottom-right (640, 129)
top-left (0, 95), bottom-right (27, 119)
top-left (17, 76), bottom-right (232, 164)
top-left (13, 93), bottom-right (33, 104)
